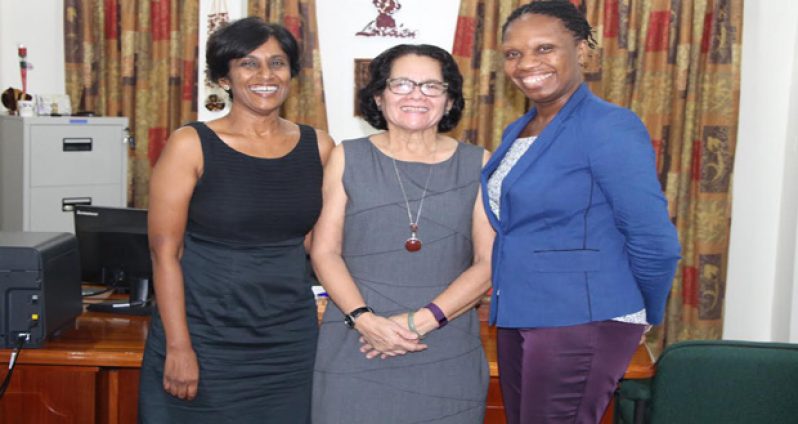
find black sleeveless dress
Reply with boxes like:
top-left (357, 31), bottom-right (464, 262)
top-left (138, 122), bottom-right (322, 423)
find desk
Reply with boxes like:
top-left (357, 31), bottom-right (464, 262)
top-left (0, 311), bottom-right (147, 424)
top-left (1, 310), bottom-right (653, 424)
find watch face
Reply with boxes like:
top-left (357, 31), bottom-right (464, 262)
top-left (344, 315), bottom-right (355, 328)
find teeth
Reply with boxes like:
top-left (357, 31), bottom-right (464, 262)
top-left (522, 73), bottom-right (553, 85)
top-left (400, 106), bottom-right (428, 112)
top-left (250, 85), bottom-right (278, 93)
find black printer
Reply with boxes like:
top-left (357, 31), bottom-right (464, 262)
top-left (0, 232), bottom-right (82, 348)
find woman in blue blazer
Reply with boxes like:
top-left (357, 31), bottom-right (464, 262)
top-left (482, 2), bottom-right (681, 423)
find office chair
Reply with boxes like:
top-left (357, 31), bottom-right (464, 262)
top-left (615, 340), bottom-right (798, 424)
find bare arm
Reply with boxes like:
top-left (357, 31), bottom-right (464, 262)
top-left (391, 150), bottom-right (494, 336)
top-left (315, 128), bottom-right (335, 166)
top-left (310, 144), bottom-right (426, 358)
top-left (147, 126), bottom-right (202, 400)
top-left (304, 128), bottom-right (336, 252)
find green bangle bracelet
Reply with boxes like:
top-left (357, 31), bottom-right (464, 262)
top-left (407, 311), bottom-right (423, 338)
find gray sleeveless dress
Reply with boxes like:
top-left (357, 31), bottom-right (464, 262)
top-left (312, 138), bottom-right (489, 424)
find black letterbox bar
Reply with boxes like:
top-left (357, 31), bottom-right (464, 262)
top-left (62, 197), bottom-right (93, 212)
top-left (62, 138), bottom-right (93, 152)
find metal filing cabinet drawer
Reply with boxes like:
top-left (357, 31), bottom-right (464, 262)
top-left (29, 124), bottom-right (125, 187)
top-left (0, 115), bottom-right (130, 233)
top-left (29, 185), bottom-right (125, 232)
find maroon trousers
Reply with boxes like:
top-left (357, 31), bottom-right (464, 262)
top-left (497, 321), bottom-right (645, 424)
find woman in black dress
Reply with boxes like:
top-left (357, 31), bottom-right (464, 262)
top-left (138, 17), bottom-right (333, 423)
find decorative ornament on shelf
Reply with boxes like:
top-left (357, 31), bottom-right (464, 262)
top-left (1, 87), bottom-right (32, 114)
top-left (18, 44), bottom-right (30, 96)
top-left (2, 45), bottom-right (34, 114)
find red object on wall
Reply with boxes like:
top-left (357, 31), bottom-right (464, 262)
top-left (645, 11), bottom-right (671, 51)
top-left (151, 0), bottom-right (172, 41)
top-left (682, 266), bottom-right (699, 307)
top-left (603, 0), bottom-right (619, 37)
top-left (147, 127), bottom-right (170, 165)
top-left (453, 17), bottom-right (476, 57)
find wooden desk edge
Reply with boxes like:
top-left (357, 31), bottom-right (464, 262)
top-left (0, 350), bottom-right (143, 368)
top-left (1, 311), bottom-right (653, 379)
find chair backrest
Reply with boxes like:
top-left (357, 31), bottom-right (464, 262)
top-left (649, 340), bottom-right (798, 424)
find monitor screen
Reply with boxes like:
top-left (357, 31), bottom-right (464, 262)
top-left (73, 205), bottom-right (151, 291)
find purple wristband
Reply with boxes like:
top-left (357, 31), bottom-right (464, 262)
top-left (425, 303), bottom-right (448, 328)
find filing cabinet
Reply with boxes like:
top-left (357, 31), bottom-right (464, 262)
top-left (0, 115), bottom-right (129, 233)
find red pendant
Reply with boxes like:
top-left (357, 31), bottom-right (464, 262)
top-left (405, 225), bottom-right (421, 252)
top-left (405, 236), bottom-right (422, 252)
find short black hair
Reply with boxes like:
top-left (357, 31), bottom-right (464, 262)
top-left (206, 16), bottom-right (300, 88)
top-left (503, 0), bottom-right (597, 49)
top-left (358, 44), bottom-right (465, 132)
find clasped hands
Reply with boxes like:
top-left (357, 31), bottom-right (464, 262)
top-left (355, 309), bottom-right (437, 359)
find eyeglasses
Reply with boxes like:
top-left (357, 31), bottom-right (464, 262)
top-left (386, 78), bottom-right (449, 97)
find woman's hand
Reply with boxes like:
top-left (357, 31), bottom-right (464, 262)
top-left (355, 313), bottom-right (427, 359)
top-left (163, 346), bottom-right (200, 400)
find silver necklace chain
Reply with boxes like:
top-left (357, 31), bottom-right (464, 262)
top-left (391, 144), bottom-right (436, 228)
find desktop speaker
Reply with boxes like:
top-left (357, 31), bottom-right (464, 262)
top-left (0, 232), bottom-right (82, 348)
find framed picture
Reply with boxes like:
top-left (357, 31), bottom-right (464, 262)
top-left (354, 59), bottom-right (372, 117)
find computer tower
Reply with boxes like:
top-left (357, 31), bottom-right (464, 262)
top-left (0, 231), bottom-right (82, 348)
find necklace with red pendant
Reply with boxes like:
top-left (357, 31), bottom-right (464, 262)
top-left (391, 145), bottom-right (435, 253)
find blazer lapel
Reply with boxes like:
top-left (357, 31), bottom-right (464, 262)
top-left (483, 110), bottom-right (534, 176)
top-left (497, 84), bottom-right (592, 222)
top-left (482, 108), bottom-right (536, 228)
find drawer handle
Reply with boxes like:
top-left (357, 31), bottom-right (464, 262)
top-left (62, 197), bottom-right (92, 212)
top-left (63, 138), bottom-right (93, 152)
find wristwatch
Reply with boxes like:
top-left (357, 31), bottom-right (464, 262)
top-left (344, 306), bottom-right (374, 329)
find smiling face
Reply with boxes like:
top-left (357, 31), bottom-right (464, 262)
top-left (375, 54), bottom-right (452, 134)
top-left (502, 13), bottom-right (587, 112)
top-left (219, 37), bottom-right (292, 115)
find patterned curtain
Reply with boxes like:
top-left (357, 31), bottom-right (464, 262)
top-left (451, 0), bottom-right (528, 150)
top-left (582, 0), bottom-right (742, 353)
top-left (248, 0), bottom-right (328, 131)
top-left (453, 0), bottom-right (743, 353)
top-left (64, 0), bottom-right (199, 208)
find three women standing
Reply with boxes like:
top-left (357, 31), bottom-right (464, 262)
top-left (139, 3), bottom-right (681, 423)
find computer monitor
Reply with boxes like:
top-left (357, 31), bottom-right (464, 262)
top-left (73, 205), bottom-right (152, 313)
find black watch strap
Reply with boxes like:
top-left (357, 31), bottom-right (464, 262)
top-left (344, 306), bottom-right (374, 329)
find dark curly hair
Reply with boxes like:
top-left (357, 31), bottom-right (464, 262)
top-left (503, 0), bottom-right (597, 49)
top-left (358, 44), bottom-right (465, 132)
top-left (206, 17), bottom-right (300, 99)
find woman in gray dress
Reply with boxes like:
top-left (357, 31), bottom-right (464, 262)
top-left (311, 44), bottom-right (494, 423)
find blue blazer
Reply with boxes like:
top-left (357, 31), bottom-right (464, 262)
top-left (481, 84), bottom-right (681, 328)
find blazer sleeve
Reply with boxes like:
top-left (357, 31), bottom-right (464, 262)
top-left (587, 109), bottom-right (681, 324)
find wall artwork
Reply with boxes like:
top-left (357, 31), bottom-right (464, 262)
top-left (355, 0), bottom-right (417, 38)
top-left (353, 59), bottom-right (372, 117)
top-left (203, 0), bottom-right (229, 113)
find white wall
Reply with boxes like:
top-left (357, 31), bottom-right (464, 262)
top-left (0, 0), bottom-right (65, 113)
top-left (725, 0), bottom-right (798, 342)
top-left (790, 40), bottom-right (798, 342)
top-left (317, 0), bottom-right (460, 142)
